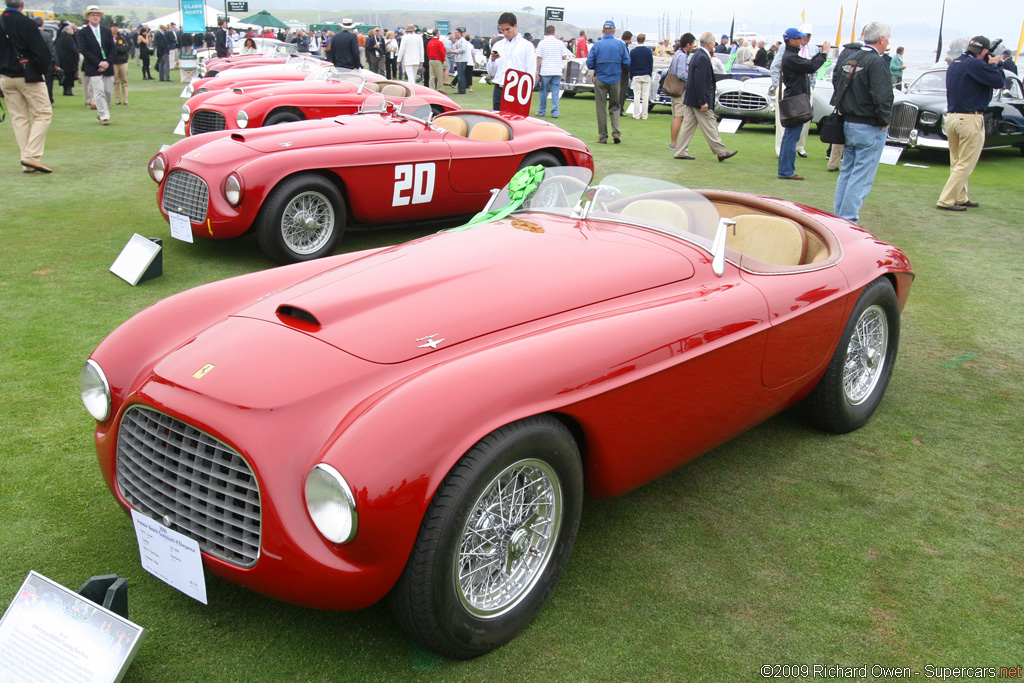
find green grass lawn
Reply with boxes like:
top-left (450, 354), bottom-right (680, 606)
top-left (1, 71), bottom-right (1022, 681)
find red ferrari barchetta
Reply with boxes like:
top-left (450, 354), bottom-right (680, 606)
top-left (149, 99), bottom-right (594, 263)
top-left (83, 167), bottom-right (913, 658)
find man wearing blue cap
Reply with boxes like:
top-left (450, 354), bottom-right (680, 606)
top-left (586, 19), bottom-right (629, 144)
top-left (777, 27), bottom-right (829, 180)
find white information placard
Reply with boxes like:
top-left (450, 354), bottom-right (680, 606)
top-left (0, 571), bottom-right (146, 683)
top-left (717, 117), bottom-right (743, 134)
top-left (173, 119), bottom-right (186, 136)
top-left (109, 234), bottom-right (161, 286)
top-left (880, 144), bottom-right (903, 165)
top-left (131, 511), bottom-right (208, 605)
top-left (168, 212), bottom-right (194, 243)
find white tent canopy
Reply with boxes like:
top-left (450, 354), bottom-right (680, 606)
top-left (142, 5), bottom-right (240, 31)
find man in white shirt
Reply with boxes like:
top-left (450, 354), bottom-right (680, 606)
top-left (397, 24), bottom-right (425, 83)
top-left (535, 25), bottom-right (567, 117)
top-left (449, 27), bottom-right (472, 94)
top-left (486, 11), bottom-right (536, 110)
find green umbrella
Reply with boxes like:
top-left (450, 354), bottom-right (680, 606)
top-left (237, 10), bottom-right (289, 30)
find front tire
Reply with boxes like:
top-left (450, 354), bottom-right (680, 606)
top-left (389, 415), bottom-right (583, 658)
top-left (518, 151), bottom-right (562, 170)
top-left (803, 277), bottom-right (901, 433)
top-left (256, 173), bottom-right (345, 264)
top-left (264, 110), bottom-right (303, 126)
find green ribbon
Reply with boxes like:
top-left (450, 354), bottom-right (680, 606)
top-left (446, 165), bottom-right (546, 232)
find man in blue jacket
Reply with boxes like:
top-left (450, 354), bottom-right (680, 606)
top-left (936, 36), bottom-right (1007, 211)
top-left (586, 19), bottom-right (629, 144)
top-left (629, 33), bottom-right (653, 120)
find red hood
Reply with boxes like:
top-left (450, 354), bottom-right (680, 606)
top-left (232, 214), bottom-right (695, 363)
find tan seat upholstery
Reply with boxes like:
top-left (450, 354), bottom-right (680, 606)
top-left (620, 200), bottom-right (690, 232)
top-left (468, 121), bottom-right (511, 141)
top-left (360, 82), bottom-right (380, 92)
top-left (727, 214), bottom-right (807, 265)
top-left (379, 83), bottom-right (409, 97)
top-left (433, 116), bottom-right (468, 137)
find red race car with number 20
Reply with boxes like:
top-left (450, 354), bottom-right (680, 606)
top-left (149, 99), bottom-right (594, 263)
top-left (83, 166), bottom-right (913, 659)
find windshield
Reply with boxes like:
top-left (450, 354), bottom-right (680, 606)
top-left (910, 71), bottom-right (946, 93)
top-left (355, 96), bottom-right (431, 121)
top-left (492, 167), bottom-right (721, 249)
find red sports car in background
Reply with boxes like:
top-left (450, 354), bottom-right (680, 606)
top-left (182, 72), bottom-right (460, 136)
top-left (182, 57), bottom-right (332, 99)
top-left (83, 166), bottom-right (913, 658)
top-left (150, 100), bottom-right (594, 263)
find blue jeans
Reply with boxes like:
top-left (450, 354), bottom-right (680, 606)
top-left (833, 122), bottom-right (887, 223)
top-left (777, 123), bottom-right (803, 177)
top-left (537, 74), bottom-right (561, 116)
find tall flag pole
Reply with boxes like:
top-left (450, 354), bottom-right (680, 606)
top-left (729, 12), bottom-right (735, 44)
top-left (836, 6), bottom-right (844, 47)
top-left (935, 0), bottom-right (946, 63)
top-left (850, 1), bottom-right (858, 43)
top-left (1016, 18), bottom-right (1023, 61)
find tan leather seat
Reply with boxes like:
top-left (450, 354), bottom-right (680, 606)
top-left (379, 83), bottom-right (409, 97)
top-left (620, 200), bottom-right (690, 232)
top-left (468, 121), bottom-right (511, 141)
top-left (727, 214), bottom-right (807, 265)
top-left (360, 82), bottom-right (380, 92)
top-left (433, 116), bottom-right (468, 136)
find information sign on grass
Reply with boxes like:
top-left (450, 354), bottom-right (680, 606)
top-left (0, 571), bottom-right (146, 683)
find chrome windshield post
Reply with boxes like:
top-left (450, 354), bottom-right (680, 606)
top-left (481, 188), bottom-right (501, 213)
top-left (711, 217), bottom-right (735, 277)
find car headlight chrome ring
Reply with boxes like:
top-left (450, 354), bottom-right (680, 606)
top-left (305, 464), bottom-right (358, 544)
top-left (80, 359), bottom-right (111, 422)
top-left (236, 110), bottom-right (249, 128)
top-left (148, 154), bottom-right (166, 183)
top-left (224, 173), bottom-right (243, 206)
top-left (181, 104), bottom-right (190, 123)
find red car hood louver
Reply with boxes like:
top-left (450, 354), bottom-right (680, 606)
top-left (235, 216), bottom-right (695, 364)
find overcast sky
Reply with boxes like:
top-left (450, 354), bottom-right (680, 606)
top-left (452, 0), bottom-right (1016, 46)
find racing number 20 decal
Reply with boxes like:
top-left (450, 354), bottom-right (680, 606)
top-left (500, 69), bottom-right (534, 117)
top-left (392, 163), bottom-right (436, 207)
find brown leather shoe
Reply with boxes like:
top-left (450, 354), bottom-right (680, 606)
top-left (955, 200), bottom-right (979, 208)
top-left (718, 150), bottom-right (738, 162)
top-left (21, 160), bottom-right (52, 173)
top-left (778, 174), bottom-right (804, 180)
top-left (675, 154), bottom-right (695, 160)
top-left (936, 204), bottom-right (967, 211)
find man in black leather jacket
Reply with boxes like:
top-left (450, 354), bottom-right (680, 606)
top-left (0, 0), bottom-right (53, 172)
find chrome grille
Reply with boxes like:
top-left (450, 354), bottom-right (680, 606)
top-left (191, 110), bottom-right (226, 135)
top-left (162, 170), bottom-right (209, 223)
top-left (719, 90), bottom-right (769, 111)
top-left (565, 61), bottom-right (581, 83)
top-left (888, 102), bottom-right (919, 142)
top-left (116, 406), bottom-right (261, 567)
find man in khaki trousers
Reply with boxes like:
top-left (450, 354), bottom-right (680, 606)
top-left (0, 0), bottom-right (53, 172)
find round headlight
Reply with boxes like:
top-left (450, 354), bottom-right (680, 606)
top-left (80, 360), bottom-right (111, 422)
top-left (181, 104), bottom-right (190, 123)
top-left (224, 173), bottom-right (243, 206)
top-left (236, 110), bottom-right (249, 128)
top-left (305, 464), bottom-right (358, 544)
top-left (184, 83), bottom-right (194, 97)
top-left (148, 154), bottom-right (166, 183)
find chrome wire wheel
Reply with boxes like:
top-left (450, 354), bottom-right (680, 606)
top-left (455, 458), bottom-right (562, 618)
top-left (280, 190), bottom-right (335, 255)
top-left (843, 304), bottom-right (888, 405)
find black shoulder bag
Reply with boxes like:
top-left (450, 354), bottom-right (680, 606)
top-left (819, 61), bottom-right (853, 145)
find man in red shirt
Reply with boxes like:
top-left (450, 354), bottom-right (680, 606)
top-left (426, 29), bottom-right (447, 90)
top-left (575, 30), bottom-right (588, 58)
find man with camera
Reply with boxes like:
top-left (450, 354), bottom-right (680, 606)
top-left (0, 0), bottom-right (53, 172)
top-left (936, 36), bottom-right (1007, 211)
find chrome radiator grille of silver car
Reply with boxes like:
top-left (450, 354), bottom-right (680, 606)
top-left (888, 103), bottom-right (919, 142)
top-left (116, 406), bottom-right (261, 568)
top-left (162, 170), bottom-right (209, 224)
top-left (191, 110), bottom-right (227, 135)
top-left (718, 90), bottom-right (769, 111)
